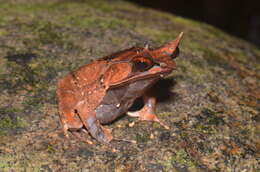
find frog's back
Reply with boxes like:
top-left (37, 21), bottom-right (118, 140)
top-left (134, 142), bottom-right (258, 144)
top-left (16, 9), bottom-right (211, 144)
top-left (57, 60), bottom-right (108, 112)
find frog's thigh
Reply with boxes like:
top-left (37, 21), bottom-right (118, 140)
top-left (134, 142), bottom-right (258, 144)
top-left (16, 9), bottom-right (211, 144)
top-left (96, 104), bottom-right (122, 124)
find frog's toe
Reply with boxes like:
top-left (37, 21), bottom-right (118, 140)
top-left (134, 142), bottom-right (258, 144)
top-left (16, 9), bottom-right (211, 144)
top-left (94, 126), bottom-right (113, 143)
top-left (127, 108), bottom-right (169, 129)
top-left (100, 126), bottom-right (113, 143)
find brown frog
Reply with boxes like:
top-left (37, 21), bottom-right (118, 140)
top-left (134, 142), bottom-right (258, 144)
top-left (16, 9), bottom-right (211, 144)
top-left (57, 32), bottom-right (183, 143)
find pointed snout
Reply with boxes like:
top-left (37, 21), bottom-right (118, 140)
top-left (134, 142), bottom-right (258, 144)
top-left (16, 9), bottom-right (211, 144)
top-left (151, 32), bottom-right (184, 59)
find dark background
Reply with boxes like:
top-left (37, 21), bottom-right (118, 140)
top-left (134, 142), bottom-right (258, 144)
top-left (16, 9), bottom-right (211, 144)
top-left (130, 0), bottom-right (260, 47)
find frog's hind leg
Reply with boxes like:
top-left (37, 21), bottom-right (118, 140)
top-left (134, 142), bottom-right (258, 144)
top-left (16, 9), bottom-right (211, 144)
top-left (127, 96), bottom-right (169, 129)
top-left (59, 109), bottom-right (95, 144)
top-left (76, 106), bottom-right (113, 143)
top-left (84, 115), bottom-right (113, 143)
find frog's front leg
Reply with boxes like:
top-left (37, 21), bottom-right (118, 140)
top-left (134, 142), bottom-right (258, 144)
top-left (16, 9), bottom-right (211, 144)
top-left (127, 96), bottom-right (169, 129)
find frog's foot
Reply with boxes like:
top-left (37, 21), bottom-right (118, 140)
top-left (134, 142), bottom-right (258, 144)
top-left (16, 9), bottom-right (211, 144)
top-left (100, 125), bottom-right (113, 142)
top-left (127, 97), bottom-right (169, 129)
top-left (127, 106), bottom-right (169, 129)
top-left (85, 116), bottom-right (113, 143)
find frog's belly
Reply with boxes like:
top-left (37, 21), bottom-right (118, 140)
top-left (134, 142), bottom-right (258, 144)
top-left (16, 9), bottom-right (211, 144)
top-left (95, 78), bottom-right (158, 124)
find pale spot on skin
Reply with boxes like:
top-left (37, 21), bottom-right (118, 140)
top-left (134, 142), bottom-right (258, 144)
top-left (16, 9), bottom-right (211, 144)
top-left (77, 100), bottom-right (85, 106)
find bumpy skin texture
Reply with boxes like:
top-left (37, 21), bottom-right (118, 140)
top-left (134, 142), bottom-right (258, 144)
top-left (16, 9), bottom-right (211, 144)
top-left (57, 32), bottom-right (183, 143)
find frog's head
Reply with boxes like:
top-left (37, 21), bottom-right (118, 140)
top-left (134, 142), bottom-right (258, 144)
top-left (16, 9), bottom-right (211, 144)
top-left (101, 32), bottom-right (183, 88)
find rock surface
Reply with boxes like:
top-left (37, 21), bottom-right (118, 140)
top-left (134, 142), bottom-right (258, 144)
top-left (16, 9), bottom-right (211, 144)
top-left (0, 0), bottom-right (259, 171)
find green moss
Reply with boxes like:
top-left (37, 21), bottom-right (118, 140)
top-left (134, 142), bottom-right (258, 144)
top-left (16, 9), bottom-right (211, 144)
top-left (20, 20), bottom-right (79, 49)
top-left (171, 16), bottom-right (201, 28)
top-left (1, 62), bottom-right (39, 91)
top-left (0, 0), bottom-right (128, 33)
top-left (0, 15), bottom-right (15, 25)
top-left (0, 108), bottom-right (28, 136)
top-left (193, 108), bottom-right (225, 134)
top-left (135, 132), bottom-right (149, 143)
top-left (22, 96), bottom-right (44, 111)
top-left (0, 57), bottom-right (7, 75)
top-left (0, 155), bottom-right (15, 170)
top-left (47, 145), bottom-right (56, 154)
top-left (87, 0), bottom-right (114, 13)
top-left (0, 0), bottom-right (61, 13)
top-left (33, 22), bottom-right (63, 45)
top-left (182, 34), bottom-right (210, 55)
top-left (0, 153), bottom-right (51, 171)
top-left (199, 22), bottom-right (228, 40)
top-left (158, 158), bottom-right (173, 171)
top-left (202, 48), bottom-right (228, 68)
top-left (2, 43), bottom-right (66, 91)
top-left (64, 15), bottom-right (129, 30)
top-left (136, 27), bottom-right (179, 44)
top-left (177, 59), bottom-right (213, 83)
top-left (172, 149), bottom-right (196, 169)
top-left (159, 149), bottom-right (197, 171)
top-left (0, 1), bottom-right (59, 25)
top-left (1, 55), bottom-right (61, 112)
top-left (0, 28), bottom-right (8, 36)
top-left (193, 124), bottom-right (214, 134)
top-left (202, 109), bottom-right (225, 125)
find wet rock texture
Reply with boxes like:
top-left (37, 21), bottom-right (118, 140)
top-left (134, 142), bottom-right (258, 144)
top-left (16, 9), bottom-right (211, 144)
top-left (0, 0), bottom-right (259, 171)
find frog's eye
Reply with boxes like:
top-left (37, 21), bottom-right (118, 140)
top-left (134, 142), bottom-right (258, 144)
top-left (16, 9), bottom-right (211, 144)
top-left (132, 57), bottom-right (153, 72)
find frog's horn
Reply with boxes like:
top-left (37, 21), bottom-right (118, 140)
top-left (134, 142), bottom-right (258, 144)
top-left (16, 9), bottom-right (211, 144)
top-left (152, 32), bottom-right (184, 58)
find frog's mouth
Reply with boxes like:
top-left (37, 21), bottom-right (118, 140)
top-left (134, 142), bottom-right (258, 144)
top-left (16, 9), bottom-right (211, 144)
top-left (108, 65), bottom-right (174, 89)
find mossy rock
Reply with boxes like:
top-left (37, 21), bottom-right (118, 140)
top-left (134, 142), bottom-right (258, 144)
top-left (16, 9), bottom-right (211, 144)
top-left (0, 0), bottom-right (259, 171)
